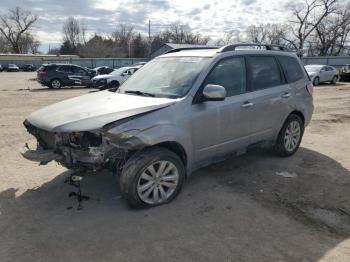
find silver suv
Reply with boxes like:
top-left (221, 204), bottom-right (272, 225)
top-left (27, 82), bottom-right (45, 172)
top-left (21, 44), bottom-right (314, 208)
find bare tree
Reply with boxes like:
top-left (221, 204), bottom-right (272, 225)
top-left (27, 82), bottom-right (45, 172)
top-left (62, 16), bottom-right (82, 48)
top-left (245, 24), bottom-right (289, 46)
top-left (0, 6), bottom-right (38, 53)
top-left (311, 9), bottom-right (350, 55)
top-left (215, 31), bottom-right (241, 46)
top-left (166, 24), bottom-right (210, 45)
top-left (0, 35), bottom-right (11, 52)
top-left (246, 25), bottom-right (268, 44)
top-left (285, 0), bottom-right (338, 51)
top-left (111, 24), bottom-right (135, 57)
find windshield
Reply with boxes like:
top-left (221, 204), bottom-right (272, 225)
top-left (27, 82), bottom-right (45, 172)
top-left (110, 68), bottom-right (127, 76)
top-left (305, 65), bottom-right (323, 72)
top-left (119, 57), bottom-right (211, 98)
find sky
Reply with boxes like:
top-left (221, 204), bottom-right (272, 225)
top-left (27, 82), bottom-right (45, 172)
top-left (0, 0), bottom-right (296, 53)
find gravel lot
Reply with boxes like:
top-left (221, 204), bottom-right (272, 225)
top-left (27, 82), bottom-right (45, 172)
top-left (0, 72), bottom-right (350, 262)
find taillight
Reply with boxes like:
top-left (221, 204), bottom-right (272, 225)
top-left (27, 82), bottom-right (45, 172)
top-left (306, 82), bottom-right (314, 96)
top-left (37, 71), bottom-right (47, 76)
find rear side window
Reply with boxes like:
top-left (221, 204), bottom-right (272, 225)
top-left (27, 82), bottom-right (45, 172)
top-left (247, 56), bottom-right (282, 90)
top-left (39, 65), bottom-right (56, 72)
top-left (278, 56), bottom-right (304, 83)
top-left (204, 57), bottom-right (246, 97)
top-left (57, 65), bottom-right (72, 73)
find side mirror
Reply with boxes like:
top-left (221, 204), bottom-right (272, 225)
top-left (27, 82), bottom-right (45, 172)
top-left (202, 84), bottom-right (226, 101)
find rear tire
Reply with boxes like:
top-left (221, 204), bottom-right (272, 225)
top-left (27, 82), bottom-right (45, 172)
top-left (313, 77), bottom-right (320, 86)
top-left (274, 114), bottom-right (304, 157)
top-left (120, 147), bottom-right (185, 208)
top-left (50, 79), bottom-right (62, 89)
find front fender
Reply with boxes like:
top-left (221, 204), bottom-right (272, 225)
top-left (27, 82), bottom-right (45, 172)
top-left (105, 123), bottom-right (194, 173)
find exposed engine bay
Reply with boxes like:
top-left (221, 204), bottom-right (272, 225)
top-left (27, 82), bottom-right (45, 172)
top-left (22, 120), bottom-right (133, 172)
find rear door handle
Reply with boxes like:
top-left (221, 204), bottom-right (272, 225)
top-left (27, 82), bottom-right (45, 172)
top-left (281, 92), bottom-right (291, 98)
top-left (241, 101), bottom-right (254, 108)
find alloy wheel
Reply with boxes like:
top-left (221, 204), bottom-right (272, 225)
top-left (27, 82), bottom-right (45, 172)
top-left (51, 80), bottom-right (61, 88)
top-left (284, 120), bottom-right (301, 152)
top-left (137, 160), bottom-right (179, 205)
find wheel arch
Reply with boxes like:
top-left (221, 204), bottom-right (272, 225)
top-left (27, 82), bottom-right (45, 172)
top-left (147, 141), bottom-right (187, 168)
top-left (289, 110), bottom-right (305, 124)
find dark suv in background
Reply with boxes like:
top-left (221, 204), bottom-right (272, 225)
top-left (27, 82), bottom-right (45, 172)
top-left (21, 64), bottom-right (37, 72)
top-left (37, 64), bottom-right (96, 88)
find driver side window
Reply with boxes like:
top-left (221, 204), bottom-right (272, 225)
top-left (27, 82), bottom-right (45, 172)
top-left (204, 57), bottom-right (246, 97)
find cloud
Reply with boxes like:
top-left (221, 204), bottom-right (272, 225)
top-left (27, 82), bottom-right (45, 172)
top-left (240, 0), bottom-right (257, 6)
top-left (0, 0), bottom-right (291, 44)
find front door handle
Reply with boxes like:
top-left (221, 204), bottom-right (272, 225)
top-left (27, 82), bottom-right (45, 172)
top-left (281, 92), bottom-right (291, 98)
top-left (241, 101), bottom-right (254, 108)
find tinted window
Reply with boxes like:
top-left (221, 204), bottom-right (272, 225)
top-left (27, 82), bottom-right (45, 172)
top-left (73, 66), bottom-right (87, 74)
top-left (58, 65), bottom-right (72, 73)
top-left (40, 65), bottom-right (56, 72)
top-left (278, 56), bottom-right (304, 83)
top-left (204, 57), bottom-right (246, 97)
top-left (248, 56), bottom-right (282, 90)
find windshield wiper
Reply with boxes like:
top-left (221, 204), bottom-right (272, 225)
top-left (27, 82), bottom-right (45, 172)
top-left (124, 90), bottom-right (155, 97)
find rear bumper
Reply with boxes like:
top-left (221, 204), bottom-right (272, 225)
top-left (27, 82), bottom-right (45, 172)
top-left (37, 79), bottom-right (50, 86)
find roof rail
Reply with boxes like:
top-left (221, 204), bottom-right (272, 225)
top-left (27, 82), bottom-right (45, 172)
top-left (164, 47), bottom-right (219, 54)
top-left (218, 43), bottom-right (290, 52)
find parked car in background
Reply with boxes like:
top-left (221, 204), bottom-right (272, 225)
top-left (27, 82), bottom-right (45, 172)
top-left (340, 64), bottom-right (350, 82)
top-left (93, 66), bottom-right (114, 75)
top-left (6, 64), bottom-right (20, 72)
top-left (0, 64), bottom-right (3, 72)
top-left (37, 64), bottom-right (95, 88)
top-left (21, 64), bottom-right (37, 72)
top-left (304, 65), bottom-right (338, 86)
top-left (132, 61), bottom-right (147, 66)
top-left (21, 44), bottom-right (313, 208)
top-left (90, 66), bottom-right (141, 90)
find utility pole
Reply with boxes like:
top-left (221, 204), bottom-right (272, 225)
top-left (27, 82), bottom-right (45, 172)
top-left (148, 19), bottom-right (151, 58)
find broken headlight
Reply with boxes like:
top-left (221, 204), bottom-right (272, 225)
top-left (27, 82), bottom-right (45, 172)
top-left (68, 132), bottom-right (102, 149)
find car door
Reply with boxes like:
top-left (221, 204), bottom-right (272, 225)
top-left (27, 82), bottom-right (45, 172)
top-left (118, 69), bottom-right (130, 84)
top-left (318, 66), bottom-right (328, 82)
top-left (326, 66), bottom-right (336, 81)
top-left (56, 65), bottom-right (74, 85)
top-left (191, 56), bottom-right (251, 165)
top-left (245, 55), bottom-right (292, 143)
top-left (72, 66), bottom-right (91, 86)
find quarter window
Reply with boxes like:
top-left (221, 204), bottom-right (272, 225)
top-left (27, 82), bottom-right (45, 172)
top-left (204, 57), bottom-right (246, 97)
top-left (247, 56), bottom-right (282, 90)
top-left (277, 56), bottom-right (304, 83)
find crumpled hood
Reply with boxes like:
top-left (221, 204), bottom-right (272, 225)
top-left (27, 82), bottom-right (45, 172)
top-left (92, 74), bottom-right (112, 80)
top-left (27, 91), bottom-right (176, 132)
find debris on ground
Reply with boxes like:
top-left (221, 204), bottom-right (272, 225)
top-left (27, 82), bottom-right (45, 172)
top-left (275, 171), bottom-right (298, 178)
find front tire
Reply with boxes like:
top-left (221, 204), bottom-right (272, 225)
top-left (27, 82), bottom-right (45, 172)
top-left (120, 147), bottom-right (185, 208)
top-left (331, 76), bottom-right (338, 84)
top-left (108, 81), bottom-right (120, 90)
top-left (313, 77), bottom-right (320, 86)
top-left (274, 114), bottom-right (304, 157)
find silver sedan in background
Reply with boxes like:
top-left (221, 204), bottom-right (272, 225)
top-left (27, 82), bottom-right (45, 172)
top-left (305, 65), bottom-right (338, 86)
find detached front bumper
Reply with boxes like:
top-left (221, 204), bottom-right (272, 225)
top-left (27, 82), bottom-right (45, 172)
top-left (91, 80), bottom-right (108, 89)
top-left (20, 144), bottom-right (62, 164)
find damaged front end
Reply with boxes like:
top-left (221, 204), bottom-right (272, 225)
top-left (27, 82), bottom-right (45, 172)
top-left (21, 120), bottom-right (129, 171)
